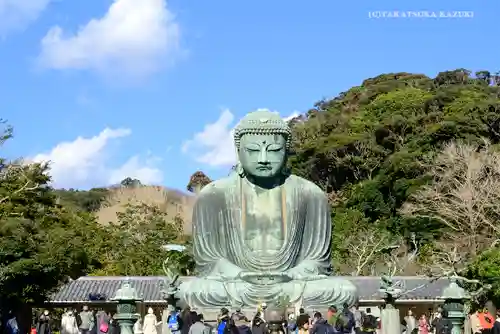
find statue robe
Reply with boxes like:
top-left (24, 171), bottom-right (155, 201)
top-left (177, 173), bottom-right (357, 307)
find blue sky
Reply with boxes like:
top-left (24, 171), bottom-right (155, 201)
top-left (0, 0), bottom-right (496, 191)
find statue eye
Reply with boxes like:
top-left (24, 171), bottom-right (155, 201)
top-left (267, 145), bottom-right (283, 152)
top-left (245, 147), bottom-right (259, 152)
top-left (244, 145), bottom-right (260, 152)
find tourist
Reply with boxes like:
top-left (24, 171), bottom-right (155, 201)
top-left (492, 310), bottom-right (500, 334)
top-left (133, 317), bottom-right (143, 334)
top-left (217, 309), bottom-right (231, 334)
top-left (433, 310), bottom-right (452, 334)
top-left (78, 306), bottom-right (94, 334)
top-left (296, 309), bottom-right (310, 331)
top-left (430, 307), bottom-right (443, 333)
top-left (418, 315), bottom-right (429, 334)
top-left (232, 314), bottom-right (251, 334)
top-left (352, 305), bottom-right (363, 334)
top-left (108, 313), bottom-right (120, 334)
top-left (361, 308), bottom-right (377, 334)
top-left (298, 322), bottom-right (309, 334)
top-left (403, 310), bottom-right (417, 334)
top-left (337, 304), bottom-right (355, 334)
top-left (287, 313), bottom-right (297, 333)
top-left (479, 308), bottom-right (495, 334)
top-left (143, 308), bottom-right (160, 334)
top-left (96, 310), bottom-right (110, 334)
top-left (310, 312), bottom-right (333, 334)
top-left (188, 314), bottom-right (210, 334)
top-left (181, 308), bottom-right (196, 334)
top-left (231, 309), bottom-right (245, 323)
top-left (61, 310), bottom-right (79, 334)
top-left (167, 308), bottom-right (183, 334)
top-left (327, 306), bottom-right (338, 327)
top-left (251, 313), bottom-right (267, 334)
top-left (37, 310), bottom-right (52, 334)
top-left (6, 313), bottom-right (19, 334)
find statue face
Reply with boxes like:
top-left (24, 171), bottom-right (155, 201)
top-left (238, 134), bottom-right (287, 178)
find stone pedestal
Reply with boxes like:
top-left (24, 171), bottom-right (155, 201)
top-left (441, 278), bottom-right (470, 334)
top-left (381, 306), bottom-right (400, 334)
top-left (112, 282), bottom-right (143, 334)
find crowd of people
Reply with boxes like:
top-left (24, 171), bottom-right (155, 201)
top-left (165, 304), bottom-right (500, 334)
top-left (3, 303), bottom-right (498, 334)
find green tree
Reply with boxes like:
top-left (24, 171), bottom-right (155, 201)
top-left (94, 202), bottom-right (194, 276)
top-left (0, 124), bottom-right (104, 313)
top-left (120, 177), bottom-right (142, 188)
top-left (186, 171), bottom-right (212, 194)
top-left (467, 249), bottom-right (500, 306)
top-left (54, 187), bottom-right (109, 212)
top-left (290, 70), bottom-right (500, 241)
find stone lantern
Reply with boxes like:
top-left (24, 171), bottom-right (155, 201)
top-left (441, 277), bottom-right (471, 334)
top-left (111, 281), bottom-right (143, 334)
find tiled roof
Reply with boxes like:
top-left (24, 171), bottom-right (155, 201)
top-left (49, 276), bottom-right (450, 303)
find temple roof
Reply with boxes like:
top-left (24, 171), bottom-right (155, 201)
top-left (49, 276), bottom-right (450, 303)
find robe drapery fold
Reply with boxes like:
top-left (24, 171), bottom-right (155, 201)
top-left (191, 174), bottom-right (333, 277)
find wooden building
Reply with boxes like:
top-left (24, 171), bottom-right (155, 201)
top-left (48, 276), bottom-right (449, 319)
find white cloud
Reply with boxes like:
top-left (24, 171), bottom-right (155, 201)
top-left (108, 155), bottom-right (163, 185)
top-left (31, 128), bottom-right (163, 189)
top-left (37, 0), bottom-right (180, 77)
top-left (0, 0), bottom-right (51, 35)
top-left (182, 109), bottom-right (301, 167)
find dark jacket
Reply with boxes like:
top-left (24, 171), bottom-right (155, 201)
top-left (236, 325), bottom-right (251, 334)
top-left (311, 319), bottom-right (334, 334)
top-left (434, 318), bottom-right (453, 334)
top-left (181, 312), bottom-right (197, 334)
top-left (251, 320), bottom-right (268, 334)
top-left (492, 321), bottom-right (500, 334)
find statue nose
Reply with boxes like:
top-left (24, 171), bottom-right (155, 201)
top-left (258, 148), bottom-right (269, 164)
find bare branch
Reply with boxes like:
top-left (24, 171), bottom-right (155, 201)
top-left (401, 140), bottom-right (500, 272)
top-left (341, 226), bottom-right (418, 276)
top-left (0, 164), bottom-right (39, 204)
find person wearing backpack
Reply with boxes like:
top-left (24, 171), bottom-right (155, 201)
top-left (327, 306), bottom-right (339, 328)
top-left (310, 312), bottom-right (336, 334)
top-left (167, 308), bottom-right (183, 334)
top-left (361, 308), bottom-right (377, 334)
top-left (337, 304), bottom-right (355, 334)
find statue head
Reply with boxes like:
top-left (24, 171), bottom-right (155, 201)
top-left (234, 109), bottom-right (291, 179)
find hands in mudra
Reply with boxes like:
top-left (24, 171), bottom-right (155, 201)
top-left (238, 271), bottom-right (293, 283)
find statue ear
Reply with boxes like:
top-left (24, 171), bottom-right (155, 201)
top-left (236, 163), bottom-right (245, 177)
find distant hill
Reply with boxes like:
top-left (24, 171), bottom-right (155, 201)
top-left (55, 185), bottom-right (195, 234)
top-left (97, 185), bottom-right (195, 234)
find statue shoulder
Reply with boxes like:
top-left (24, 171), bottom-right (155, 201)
top-left (288, 175), bottom-right (327, 199)
top-left (196, 175), bottom-right (236, 201)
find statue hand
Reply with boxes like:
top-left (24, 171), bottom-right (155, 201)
top-left (286, 272), bottom-right (327, 281)
top-left (237, 271), bottom-right (263, 281)
top-left (204, 275), bottom-right (226, 281)
top-left (267, 271), bottom-right (293, 280)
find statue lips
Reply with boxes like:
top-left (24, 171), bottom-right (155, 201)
top-left (240, 272), bottom-right (293, 285)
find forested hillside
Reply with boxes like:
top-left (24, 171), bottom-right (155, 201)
top-left (288, 69), bottom-right (500, 301)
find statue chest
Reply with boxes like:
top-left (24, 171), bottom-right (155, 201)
top-left (241, 188), bottom-right (286, 254)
